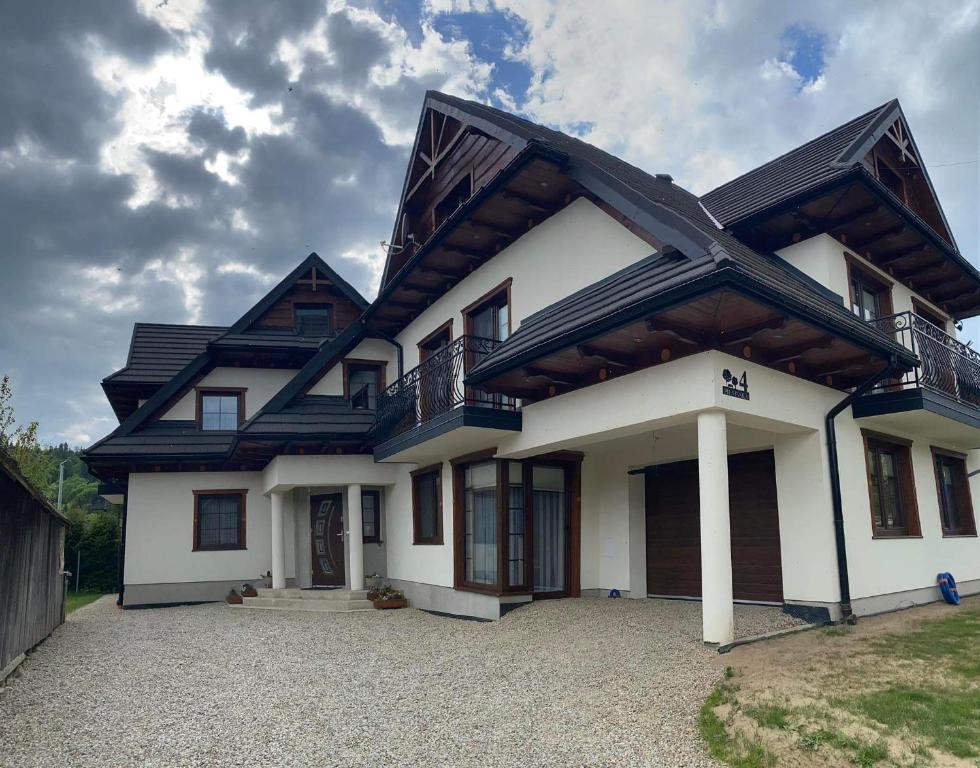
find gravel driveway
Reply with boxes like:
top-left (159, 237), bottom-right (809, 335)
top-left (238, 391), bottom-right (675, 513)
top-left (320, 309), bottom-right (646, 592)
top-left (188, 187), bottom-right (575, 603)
top-left (0, 596), bottom-right (801, 767)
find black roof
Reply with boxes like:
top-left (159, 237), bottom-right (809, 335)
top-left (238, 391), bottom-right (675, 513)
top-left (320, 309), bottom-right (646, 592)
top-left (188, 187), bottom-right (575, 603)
top-left (243, 395), bottom-right (375, 436)
top-left (103, 323), bottom-right (226, 384)
top-left (699, 101), bottom-right (894, 227)
top-left (421, 93), bottom-right (915, 381)
top-left (84, 421), bottom-right (235, 459)
top-left (210, 330), bottom-right (325, 350)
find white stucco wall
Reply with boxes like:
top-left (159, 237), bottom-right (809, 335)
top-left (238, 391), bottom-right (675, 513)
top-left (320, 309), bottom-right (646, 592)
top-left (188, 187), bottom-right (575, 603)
top-left (777, 234), bottom-right (953, 333)
top-left (126, 471), bottom-right (281, 586)
top-left (161, 367), bottom-right (299, 420)
top-left (308, 338), bottom-right (398, 396)
top-left (392, 198), bottom-right (654, 368)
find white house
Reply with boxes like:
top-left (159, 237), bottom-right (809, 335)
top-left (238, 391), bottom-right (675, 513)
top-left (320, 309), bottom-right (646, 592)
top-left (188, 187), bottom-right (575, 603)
top-left (85, 93), bottom-right (980, 645)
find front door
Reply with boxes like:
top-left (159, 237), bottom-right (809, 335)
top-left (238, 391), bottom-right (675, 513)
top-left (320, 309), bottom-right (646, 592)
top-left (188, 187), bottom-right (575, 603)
top-left (310, 493), bottom-right (345, 587)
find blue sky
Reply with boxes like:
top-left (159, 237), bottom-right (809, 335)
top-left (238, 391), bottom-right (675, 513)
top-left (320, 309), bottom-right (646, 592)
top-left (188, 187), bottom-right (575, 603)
top-left (0, 0), bottom-right (976, 445)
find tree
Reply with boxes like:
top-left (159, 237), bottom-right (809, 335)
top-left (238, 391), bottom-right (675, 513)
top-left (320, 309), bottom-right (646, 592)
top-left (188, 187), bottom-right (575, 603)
top-left (0, 374), bottom-right (47, 495)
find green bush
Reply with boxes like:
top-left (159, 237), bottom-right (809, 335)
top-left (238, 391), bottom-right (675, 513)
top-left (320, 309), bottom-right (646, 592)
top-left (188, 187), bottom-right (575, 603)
top-left (65, 509), bottom-right (120, 593)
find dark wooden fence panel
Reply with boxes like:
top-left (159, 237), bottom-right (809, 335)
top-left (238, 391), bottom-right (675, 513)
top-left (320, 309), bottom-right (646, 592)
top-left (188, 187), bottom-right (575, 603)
top-left (0, 457), bottom-right (67, 673)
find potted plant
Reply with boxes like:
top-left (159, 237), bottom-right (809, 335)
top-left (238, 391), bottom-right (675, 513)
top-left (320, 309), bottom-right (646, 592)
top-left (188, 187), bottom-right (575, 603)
top-left (241, 583), bottom-right (258, 598)
top-left (368, 585), bottom-right (407, 610)
top-left (365, 572), bottom-right (383, 590)
top-left (226, 589), bottom-right (243, 605)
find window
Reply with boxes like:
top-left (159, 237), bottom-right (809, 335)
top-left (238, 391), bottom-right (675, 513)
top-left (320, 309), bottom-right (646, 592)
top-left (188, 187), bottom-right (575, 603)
top-left (932, 448), bottom-right (977, 536)
top-left (862, 431), bottom-right (920, 537)
top-left (344, 360), bottom-right (385, 411)
top-left (294, 304), bottom-right (333, 336)
top-left (434, 174), bottom-right (472, 230)
top-left (847, 259), bottom-right (893, 322)
top-left (193, 490), bottom-right (246, 550)
top-left (412, 465), bottom-right (442, 544)
top-left (361, 489), bottom-right (381, 543)
top-left (912, 298), bottom-right (947, 332)
top-left (198, 390), bottom-right (244, 431)
top-left (463, 280), bottom-right (512, 408)
top-left (463, 461), bottom-right (498, 585)
top-left (452, 454), bottom-right (578, 596)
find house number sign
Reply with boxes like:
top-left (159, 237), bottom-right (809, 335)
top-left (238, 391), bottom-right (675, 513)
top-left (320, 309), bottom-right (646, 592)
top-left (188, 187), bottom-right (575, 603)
top-left (721, 369), bottom-right (750, 400)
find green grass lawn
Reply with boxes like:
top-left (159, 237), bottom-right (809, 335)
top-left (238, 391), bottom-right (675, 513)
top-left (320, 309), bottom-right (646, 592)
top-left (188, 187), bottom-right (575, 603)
top-left (66, 591), bottom-right (103, 614)
top-left (701, 600), bottom-right (980, 767)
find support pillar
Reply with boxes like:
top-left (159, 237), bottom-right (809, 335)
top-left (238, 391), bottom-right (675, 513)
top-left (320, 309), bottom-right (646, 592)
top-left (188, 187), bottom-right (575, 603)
top-left (270, 491), bottom-right (286, 590)
top-left (347, 484), bottom-right (364, 591)
top-left (698, 411), bottom-right (734, 645)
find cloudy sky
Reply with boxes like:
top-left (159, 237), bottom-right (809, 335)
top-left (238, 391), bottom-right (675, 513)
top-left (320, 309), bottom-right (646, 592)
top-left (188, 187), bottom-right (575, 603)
top-left (1, 0), bottom-right (977, 446)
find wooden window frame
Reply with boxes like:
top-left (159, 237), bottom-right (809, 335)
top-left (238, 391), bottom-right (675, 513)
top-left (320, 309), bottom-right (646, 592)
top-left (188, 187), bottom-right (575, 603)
top-left (342, 359), bottom-right (387, 409)
top-left (461, 278), bottom-right (513, 339)
top-left (411, 464), bottom-right (443, 545)
top-left (196, 387), bottom-right (246, 431)
top-left (930, 447), bottom-right (977, 537)
top-left (451, 449), bottom-right (582, 598)
top-left (418, 319), bottom-right (454, 360)
top-left (361, 489), bottom-right (382, 544)
top-left (846, 255), bottom-right (894, 321)
top-left (192, 489), bottom-right (247, 551)
top-left (911, 297), bottom-right (948, 332)
top-left (861, 429), bottom-right (921, 538)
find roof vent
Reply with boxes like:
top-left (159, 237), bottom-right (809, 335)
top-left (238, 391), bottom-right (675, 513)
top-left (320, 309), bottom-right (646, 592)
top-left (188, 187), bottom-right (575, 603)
top-left (655, 173), bottom-right (674, 183)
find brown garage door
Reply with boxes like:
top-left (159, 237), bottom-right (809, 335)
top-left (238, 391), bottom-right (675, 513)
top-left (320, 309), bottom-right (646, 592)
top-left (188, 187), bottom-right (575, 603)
top-left (645, 450), bottom-right (783, 603)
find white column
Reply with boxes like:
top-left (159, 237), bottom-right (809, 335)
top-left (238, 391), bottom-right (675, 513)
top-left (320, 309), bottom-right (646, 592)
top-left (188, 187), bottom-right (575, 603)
top-left (347, 484), bottom-right (364, 591)
top-left (698, 411), bottom-right (734, 645)
top-left (270, 491), bottom-right (286, 590)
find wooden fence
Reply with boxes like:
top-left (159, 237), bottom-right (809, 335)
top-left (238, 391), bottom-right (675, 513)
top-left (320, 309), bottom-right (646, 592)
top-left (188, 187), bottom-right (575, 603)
top-left (0, 452), bottom-right (68, 677)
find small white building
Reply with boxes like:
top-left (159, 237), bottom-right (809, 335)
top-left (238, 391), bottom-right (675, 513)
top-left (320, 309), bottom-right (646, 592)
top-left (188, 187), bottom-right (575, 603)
top-left (85, 94), bottom-right (980, 645)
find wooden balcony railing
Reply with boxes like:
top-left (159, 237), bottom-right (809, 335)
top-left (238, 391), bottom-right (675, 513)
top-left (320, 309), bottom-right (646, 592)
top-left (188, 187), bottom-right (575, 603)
top-left (867, 311), bottom-right (980, 406)
top-left (373, 335), bottom-right (516, 442)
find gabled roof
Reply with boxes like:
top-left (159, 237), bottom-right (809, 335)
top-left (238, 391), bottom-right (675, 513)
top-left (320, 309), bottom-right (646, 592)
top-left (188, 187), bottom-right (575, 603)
top-left (225, 252), bottom-right (368, 335)
top-left (103, 323), bottom-right (226, 384)
top-left (700, 99), bottom-right (958, 251)
top-left (700, 101), bottom-right (894, 227)
top-left (375, 93), bottom-right (915, 369)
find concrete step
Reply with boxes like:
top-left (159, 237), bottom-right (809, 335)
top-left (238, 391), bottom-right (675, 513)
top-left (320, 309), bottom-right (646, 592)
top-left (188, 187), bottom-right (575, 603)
top-left (256, 588), bottom-right (369, 601)
top-left (241, 596), bottom-right (375, 612)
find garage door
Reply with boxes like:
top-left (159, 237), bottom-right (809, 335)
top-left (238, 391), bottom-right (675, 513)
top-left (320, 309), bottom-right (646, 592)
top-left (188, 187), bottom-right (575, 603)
top-left (645, 450), bottom-right (783, 603)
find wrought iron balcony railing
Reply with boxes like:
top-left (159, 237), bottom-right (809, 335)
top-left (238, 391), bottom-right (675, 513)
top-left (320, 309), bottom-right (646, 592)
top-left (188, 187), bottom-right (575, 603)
top-left (373, 335), bottom-right (516, 442)
top-left (867, 311), bottom-right (980, 407)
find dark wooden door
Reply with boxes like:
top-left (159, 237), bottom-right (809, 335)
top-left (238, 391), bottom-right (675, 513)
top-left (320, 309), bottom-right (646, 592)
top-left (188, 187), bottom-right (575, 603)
top-left (310, 493), bottom-right (345, 587)
top-left (645, 450), bottom-right (783, 603)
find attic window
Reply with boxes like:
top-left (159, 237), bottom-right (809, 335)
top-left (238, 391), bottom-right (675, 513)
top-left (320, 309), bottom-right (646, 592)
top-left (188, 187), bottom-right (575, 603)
top-left (434, 174), bottom-right (473, 230)
top-left (294, 304), bottom-right (333, 336)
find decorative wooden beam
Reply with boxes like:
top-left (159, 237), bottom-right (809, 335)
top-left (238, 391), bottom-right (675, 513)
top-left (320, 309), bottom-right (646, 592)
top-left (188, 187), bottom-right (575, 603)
top-left (849, 222), bottom-right (905, 251)
top-left (442, 247), bottom-right (490, 262)
top-left (403, 282), bottom-right (442, 298)
top-left (576, 344), bottom-right (632, 369)
top-left (418, 264), bottom-right (465, 280)
top-left (470, 217), bottom-right (519, 240)
top-left (895, 256), bottom-right (945, 280)
top-left (719, 317), bottom-right (787, 346)
top-left (770, 336), bottom-right (834, 363)
top-left (814, 355), bottom-right (872, 377)
top-left (645, 318), bottom-right (706, 346)
top-left (523, 367), bottom-right (577, 387)
top-left (501, 189), bottom-right (554, 213)
top-left (929, 280), bottom-right (970, 301)
top-left (823, 203), bottom-right (882, 231)
top-left (876, 243), bottom-right (929, 266)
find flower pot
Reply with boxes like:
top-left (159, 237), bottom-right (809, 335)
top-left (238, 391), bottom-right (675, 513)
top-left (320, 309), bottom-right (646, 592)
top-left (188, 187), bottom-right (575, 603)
top-left (226, 591), bottom-right (243, 605)
top-left (241, 584), bottom-right (258, 598)
top-left (373, 598), bottom-right (407, 610)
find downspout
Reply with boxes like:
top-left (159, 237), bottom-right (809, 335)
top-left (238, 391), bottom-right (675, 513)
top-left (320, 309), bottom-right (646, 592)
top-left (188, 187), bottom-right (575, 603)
top-left (372, 325), bottom-right (403, 379)
top-left (825, 354), bottom-right (898, 624)
top-left (116, 485), bottom-right (128, 607)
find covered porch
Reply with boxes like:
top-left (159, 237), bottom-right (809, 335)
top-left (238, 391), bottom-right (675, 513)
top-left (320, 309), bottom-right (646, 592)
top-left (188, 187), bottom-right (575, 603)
top-left (490, 351), bottom-right (846, 645)
top-left (260, 455), bottom-right (400, 595)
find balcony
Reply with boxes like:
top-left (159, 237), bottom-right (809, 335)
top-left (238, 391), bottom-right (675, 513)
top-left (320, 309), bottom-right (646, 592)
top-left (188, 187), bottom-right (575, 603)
top-left (372, 335), bottom-right (522, 461)
top-left (854, 311), bottom-right (980, 431)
